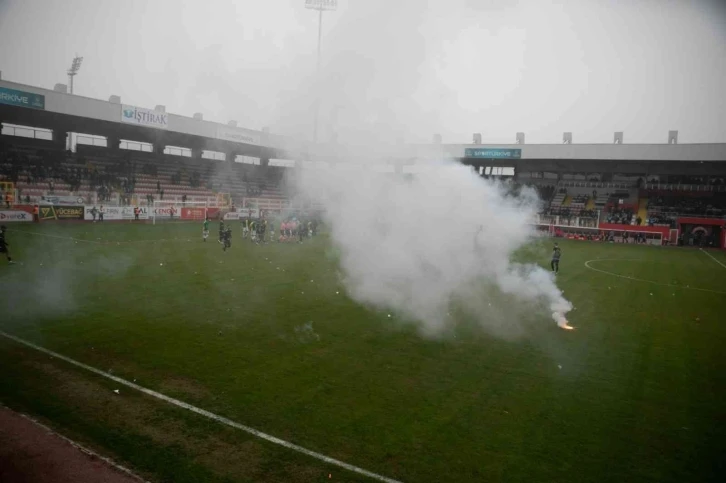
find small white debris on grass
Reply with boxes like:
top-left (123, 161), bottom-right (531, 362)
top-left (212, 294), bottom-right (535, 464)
top-left (387, 314), bottom-right (392, 318)
top-left (650, 293), bottom-right (653, 296)
top-left (113, 389), bottom-right (120, 394)
top-left (160, 263), bottom-right (163, 266)
top-left (558, 364), bottom-right (562, 369)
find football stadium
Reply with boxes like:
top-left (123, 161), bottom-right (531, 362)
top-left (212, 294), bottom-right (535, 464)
top-left (1, 2), bottom-right (726, 483)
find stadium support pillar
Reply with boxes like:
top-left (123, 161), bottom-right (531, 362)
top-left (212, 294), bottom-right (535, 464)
top-left (153, 143), bottom-right (164, 156)
top-left (192, 147), bottom-right (202, 159)
top-left (106, 135), bottom-right (120, 151)
top-left (261, 158), bottom-right (270, 167)
top-left (52, 129), bottom-right (68, 149)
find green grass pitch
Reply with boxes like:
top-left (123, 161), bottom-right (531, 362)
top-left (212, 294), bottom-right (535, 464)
top-left (1, 222), bottom-right (725, 482)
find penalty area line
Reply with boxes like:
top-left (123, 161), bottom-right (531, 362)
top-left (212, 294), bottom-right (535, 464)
top-left (699, 248), bottom-right (726, 270)
top-left (0, 331), bottom-right (403, 483)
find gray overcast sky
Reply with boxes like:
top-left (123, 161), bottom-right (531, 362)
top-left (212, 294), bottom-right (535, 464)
top-left (1, 0), bottom-right (725, 144)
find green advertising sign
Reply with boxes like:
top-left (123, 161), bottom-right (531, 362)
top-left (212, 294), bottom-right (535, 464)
top-left (465, 148), bottom-right (521, 159)
top-left (0, 86), bottom-right (45, 110)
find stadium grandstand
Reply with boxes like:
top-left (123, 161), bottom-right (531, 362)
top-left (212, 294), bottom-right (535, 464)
top-left (1, 77), bottom-right (725, 248)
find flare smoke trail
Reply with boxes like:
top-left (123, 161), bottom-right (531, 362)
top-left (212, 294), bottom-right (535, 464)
top-left (295, 156), bottom-right (572, 336)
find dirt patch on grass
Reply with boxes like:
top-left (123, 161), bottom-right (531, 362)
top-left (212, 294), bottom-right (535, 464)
top-left (157, 376), bottom-right (214, 400)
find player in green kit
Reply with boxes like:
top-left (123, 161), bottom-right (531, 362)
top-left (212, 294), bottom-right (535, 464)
top-left (202, 218), bottom-right (210, 242)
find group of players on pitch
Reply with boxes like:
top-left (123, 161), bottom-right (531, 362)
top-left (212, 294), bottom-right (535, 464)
top-left (200, 217), bottom-right (317, 251)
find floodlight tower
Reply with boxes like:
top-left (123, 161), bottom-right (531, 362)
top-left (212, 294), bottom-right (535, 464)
top-left (66, 55), bottom-right (83, 150)
top-left (67, 55), bottom-right (83, 95)
top-left (305, 0), bottom-right (337, 144)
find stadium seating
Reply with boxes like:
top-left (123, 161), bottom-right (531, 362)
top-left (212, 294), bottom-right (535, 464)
top-left (0, 142), bottom-right (290, 208)
top-left (646, 191), bottom-right (726, 218)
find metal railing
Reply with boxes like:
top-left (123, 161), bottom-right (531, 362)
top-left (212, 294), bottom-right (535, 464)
top-left (643, 183), bottom-right (726, 192)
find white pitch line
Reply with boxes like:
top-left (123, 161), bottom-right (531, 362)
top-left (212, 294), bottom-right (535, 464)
top-left (0, 331), bottom-right (403, 483)
top-left (8, 229), bottom-right (102, 244)
top-left (10, 229), bottom-right (192, 246)
top-left (699, 248), bottom-right (726, 270)
top-left (1, 406), bottom-right (149, 482)
top-left (584, 259), bottom-right (726, 295)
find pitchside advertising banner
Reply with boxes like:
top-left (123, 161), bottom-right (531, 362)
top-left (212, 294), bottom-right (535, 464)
top-left (0, 210), bottom-right (32, 222)
top-left (121, 105), bottom-right (169, 129)
top-left (41, 195), bottom-right (86, 205)
top-left (39, 205), bottom-right (84, 220)
top-left (464, 148), bottom-right (522, 159)
top-left (84, 206), bottom-right (148, 221)
top-left (216, 126), bottom-right (261, 146)
top-left (0, 86), bottom-right (45, 110)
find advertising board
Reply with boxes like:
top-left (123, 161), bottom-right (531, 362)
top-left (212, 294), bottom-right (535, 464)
top-left (0, 86), bottom-right (45, 109)
top-left (216, 126), bottom-right (260, 146)
top-left (39, 205), bottom-right (84, 220)
top-left (464, 148), bottom-right (522, 159)
top-left (84, 206), bottom-right (148, 221)
top-left (0, 210), bottom-right (32, 222)
top-left (42, 195), bottom-right (86, 205)
top-left (121, 104), bottom-right (169, 129)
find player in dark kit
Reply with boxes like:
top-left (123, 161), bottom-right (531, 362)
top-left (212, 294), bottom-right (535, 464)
top-left (0, 225), bottom-right (15, 264)
top-left (222, 227), bottom-right (232, 251)
top-left (218, 220), bottom-right (225, 244)
top-left (259, 219), bottom-right (267, 243)
top-left (551, 243), bottom-right (561, 274)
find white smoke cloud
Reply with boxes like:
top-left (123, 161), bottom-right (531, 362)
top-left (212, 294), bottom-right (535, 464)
top-left (294, 156), bottom-right (572, 337)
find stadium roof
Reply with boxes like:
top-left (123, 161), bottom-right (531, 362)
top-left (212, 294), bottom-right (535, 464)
top-left (2, 79), bottom-right (726, 163)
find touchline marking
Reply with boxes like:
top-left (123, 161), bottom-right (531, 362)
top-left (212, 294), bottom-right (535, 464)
top-left (9, 229), bottom-right (101, 244)
top-left (10, 229), bottom-right (193, 246)
top-left (1, 405), bottom-right (148, 482)
top-left (0, 331), bottom-right (403, 483)
top-left (584, 259), bottom-right (726, 295)
top-left (699, 248), bottom-right (726, 270)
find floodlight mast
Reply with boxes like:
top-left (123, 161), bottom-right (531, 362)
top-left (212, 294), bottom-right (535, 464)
top-left (305, 0), bottom-right (337, 144)
top-left (67, 55), bottom-right (83, 95)
top-left (66, 55), bottom-right (83, 150)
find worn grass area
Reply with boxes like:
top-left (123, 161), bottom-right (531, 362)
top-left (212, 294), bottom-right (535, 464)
top-left (1, 222), bottom-right (725, 482)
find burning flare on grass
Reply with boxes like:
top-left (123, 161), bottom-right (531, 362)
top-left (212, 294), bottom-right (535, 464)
top-left (553, 311), bottom-right (575, 330)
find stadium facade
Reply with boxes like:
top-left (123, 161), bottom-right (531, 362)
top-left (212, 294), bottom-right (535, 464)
top-left (1, 78), bottom-right (725, 249)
